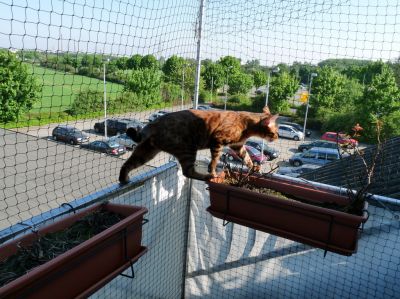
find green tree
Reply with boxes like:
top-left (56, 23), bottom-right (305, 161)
top-left (268, 72), bottom-right (298, 113)
top-left (80, 54), bottom-right (102, 68)
top-left (126, 54), bottom-right (142, 70)
top-left (115, 57), bottom-right (129, 70)
top-left (361, 64), bottom-right (400, 117)
top-left (202, 61), bottom-right (225, 91)
top-left (227, 72), bottom-right (254, 94)
top-left (140, 54), bottom-right (158, 69)
top-left (162, 55), bottom-right (186, 85)
top-left (0, 51), bottom-right (41, 122)
top-left (311, 67), bottom-right (349, 112)
top-left (253, 70), bottom-right (267, 89)
top-left (217, 56), bottom-right (241, 74)
top-left (124, 68), bottom-right (162, 107)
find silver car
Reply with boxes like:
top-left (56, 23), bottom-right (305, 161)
top-left (277, 124), bottom-right (304, 141)
top-left (108, 133), bottom-right (136, 150)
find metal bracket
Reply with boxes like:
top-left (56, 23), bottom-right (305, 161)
top-left (16, 222), bottom-right (38, 234)
top-left (60, 202), bottom-right (76, 214)
top-left (223, 219), bottom-right (231, 227)
top-left (120, 261), bottom-right (135, 279)
top-left (375, 200), bottom-right (400, 220)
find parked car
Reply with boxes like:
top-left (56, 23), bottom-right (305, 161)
top-left (276, 164), bottom-right (321, 177)
top-left (52, 125), bottom-right (89, 145)
top-left (223, 145), bottom-right (267, 165)
top-left (277, 124), bottom-right (304, 141)
top-left (80, 140), bottom-right (126, 156)
top-left (148, 111), bottom-right (169, 122)
top-left (298, 140), bottom-right (338, 152)
top-left (108, 133), bottom-right (136, 150)
top-left (280, 121), bottom-right (311, 137)
top-left (245, 139), bottom-right (279, 161)
top-left (289, 147), bottom-right (342, 167)
top-left (321, 132), bottom-right (358, 148)
top-left (94, 118), bottom-right (144, 136)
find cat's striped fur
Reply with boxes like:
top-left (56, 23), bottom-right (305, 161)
top-left (119, 107), bottom-right (278, 184)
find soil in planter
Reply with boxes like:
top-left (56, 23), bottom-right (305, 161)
top-left (223, 174), bottom-right (363, 216)
top-left (0, 209), bottom-right (123, 288)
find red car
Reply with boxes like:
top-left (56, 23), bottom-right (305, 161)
top-left (321, 132), bottom-right (358, 148)
top-left (223, 145), bottom-right (267, 165)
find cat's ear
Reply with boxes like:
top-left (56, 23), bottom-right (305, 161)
top-left (262, 106), bottom-right (271, 114)
top-left (262, 114), bottom-right (279, 128)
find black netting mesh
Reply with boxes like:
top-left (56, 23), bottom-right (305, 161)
top-left (1, 0), bottom-right (399, 298)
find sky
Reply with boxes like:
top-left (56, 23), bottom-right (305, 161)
top-left (0, 0), bottom-right (399, 66)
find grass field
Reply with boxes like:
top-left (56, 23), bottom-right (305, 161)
top-left (27, 64), bottom-right (124, 113)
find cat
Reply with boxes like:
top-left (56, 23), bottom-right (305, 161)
top-left (119, 106), bottom-right (278, 184)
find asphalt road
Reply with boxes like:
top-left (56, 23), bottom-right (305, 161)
top-left (1, 106), bottom-right (316, 230)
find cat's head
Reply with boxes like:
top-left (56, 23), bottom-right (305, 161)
top-left (260, 107), bottom-right (279, 141)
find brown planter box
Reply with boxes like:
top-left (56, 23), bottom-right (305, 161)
top-left (0, 203), bottom-right (148, 299)
top-left (206, 174), bottom-right (368, 256)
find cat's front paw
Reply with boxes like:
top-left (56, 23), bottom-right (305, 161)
top-left (118, 172), bottom-right (130, 185)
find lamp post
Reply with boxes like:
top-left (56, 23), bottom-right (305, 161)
top-left (261, 67), bottom-right (279, 161)
top-left (181, 66), bottom-right (185, 110)
top-left (224, 66), bottom-right (233, 110)
top-left (302, 72), bottom-right (318, 140)
top-left (264, 67), bottom-right (280, 107)
top-left (103, 58), bottom-right (110, 138)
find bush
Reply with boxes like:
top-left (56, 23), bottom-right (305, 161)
top-left (199, 90), bottom-right (213, 103)
top-left (70, 89), bottom-right (107, 115)
top-left (161, 82), bottom-right (181, 104)
top-left (228, 94), bottom-right (251, 105)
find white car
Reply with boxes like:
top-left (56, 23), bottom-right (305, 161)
top-left (148, 111), bottom-right (169, 122)
top-left (276, 164), bottom-right (320, 177)
top-left (278, 124), bottom-right (304, 141)
top-left (107, 133), bottom-right (136, 150)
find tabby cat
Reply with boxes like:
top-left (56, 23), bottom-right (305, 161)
top-left (119, 107), bottom-right (278, 184)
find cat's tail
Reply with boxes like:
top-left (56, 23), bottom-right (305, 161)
top-left (126, 127), bottom-right (142, 143)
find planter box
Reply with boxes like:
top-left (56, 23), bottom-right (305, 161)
top-left (0, 203), bottom-right (148, 299)
top-left (206, 174), bottom-right (368, 256)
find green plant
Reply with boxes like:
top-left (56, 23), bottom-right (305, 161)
top-left (0, 51), bottom-right (41, 122)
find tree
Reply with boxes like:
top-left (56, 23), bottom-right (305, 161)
top-left (310, 67), bottom-right (349, 112)
top-left (243, 59), bottom-right (261, 73)
top-left (227, 72), bottom-right (254, 94)
top-left (253, 70), bottom-right (267, 89)
top-left (217, 56), bottom-right (241, 74)
top-left (162, 55), bottom-right (186, 85)
top-left (0, 51), bottom-right (41, 122)
top-left (361, 64), bottom-right (399, 117)
top-left (124, 68), bottom-right (162, 107)
top-left (202, 61), bottom-right (225, 91)
top-left (140, 54), bottom-right (158, 69)
top-left (80, 54), bottom-right (102, 68)
top-left (126, 54), bottom-right (142, 70)
top-left (267, 72), bottom-right (298, 113)
top-left (115, 57), bottom-right (128, 70)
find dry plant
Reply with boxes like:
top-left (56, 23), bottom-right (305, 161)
top-left (342, 118), bottom-right (384, 214)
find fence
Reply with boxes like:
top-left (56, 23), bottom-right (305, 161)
top-left (1, 0), bottom-right (400, 298)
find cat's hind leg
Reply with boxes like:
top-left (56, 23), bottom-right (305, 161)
top-left (119, 140), bottom-right (160, 184)
top-left (208, 144), bottom-right (223, 177)
top-left (178, 151), bottom-right (213, 181)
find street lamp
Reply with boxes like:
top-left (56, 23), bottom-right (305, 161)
top-left (103, 58), bottom-right (110, 138)
top-left (264, 66), bottom-right (280, 107)
top-left (224, 66), bottom-right (233, 110)
top-left (181, 65), bottom-right (186, 110)
top-left (261, 67), bottom-right (279, 161)
top-left (302, 72), bottom-right (318, 140)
